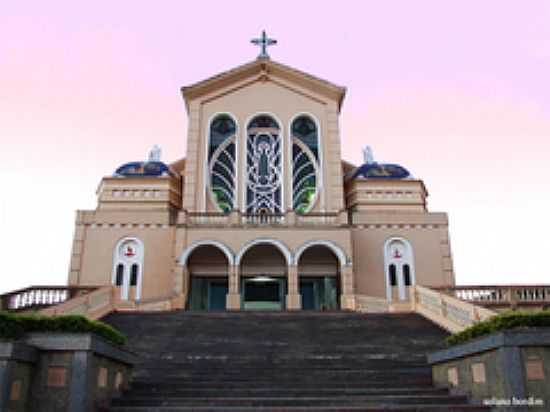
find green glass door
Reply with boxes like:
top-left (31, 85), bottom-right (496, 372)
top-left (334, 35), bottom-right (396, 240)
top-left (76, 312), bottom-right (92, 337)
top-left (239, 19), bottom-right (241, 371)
top-left (188, 277), bottom-right (228, 311)
top-left (299, 277), bottom-right (339, 310)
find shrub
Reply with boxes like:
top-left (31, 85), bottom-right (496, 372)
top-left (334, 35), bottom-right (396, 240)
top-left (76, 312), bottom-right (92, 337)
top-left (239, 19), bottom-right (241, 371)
top-left (0, 312), bottom-right (126, 346)
top-left (445, 310), bottom-right (550, 347)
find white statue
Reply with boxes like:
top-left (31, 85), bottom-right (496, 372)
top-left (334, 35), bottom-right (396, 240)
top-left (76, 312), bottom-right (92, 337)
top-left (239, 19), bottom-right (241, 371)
top-left (362, 146), bottom-right (375, 164)
top-left (148, 145), bottom-right (162, 162)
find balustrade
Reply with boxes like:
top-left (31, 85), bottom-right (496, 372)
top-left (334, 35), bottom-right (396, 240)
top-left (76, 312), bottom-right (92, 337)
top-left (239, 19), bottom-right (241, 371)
top-left (434, 285), bottom-right (550, 309)
top-left (0, 286), bottom-right (97, 311)
top-left (183, 211), bottom-right (343, 226)
top-left (241, 213), bottom-right (284, 225)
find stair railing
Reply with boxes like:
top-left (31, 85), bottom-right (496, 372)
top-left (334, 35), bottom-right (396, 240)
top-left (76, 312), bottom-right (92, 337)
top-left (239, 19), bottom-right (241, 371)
top-left (411, 285), bottom-right (496, 333)
top-left (0, 286), bottom-right (98, 311)
top-left (39, 285), bottom-right (116, 320)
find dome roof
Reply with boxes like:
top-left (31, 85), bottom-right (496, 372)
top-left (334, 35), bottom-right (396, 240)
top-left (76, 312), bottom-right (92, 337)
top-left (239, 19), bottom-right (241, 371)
top-left (349, 162), bottom-right (411, 180)
top-left (114, 161), bottom-right (173, 177)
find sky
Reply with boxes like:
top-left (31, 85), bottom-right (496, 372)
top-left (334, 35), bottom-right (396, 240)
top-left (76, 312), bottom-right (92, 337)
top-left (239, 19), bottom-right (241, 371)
top-left (1, 1), bottom-right (549, 294)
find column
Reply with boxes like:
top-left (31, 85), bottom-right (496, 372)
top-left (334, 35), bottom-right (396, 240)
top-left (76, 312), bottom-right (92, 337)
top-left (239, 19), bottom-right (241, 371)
top-left (171, 265), bottom-right (187, 309)
top-left (286, 264), bottom-right (302, 310)
top-left (340, 264), bottom-right (355, 310)
top-left (226, 265), bottom-right (241, 310)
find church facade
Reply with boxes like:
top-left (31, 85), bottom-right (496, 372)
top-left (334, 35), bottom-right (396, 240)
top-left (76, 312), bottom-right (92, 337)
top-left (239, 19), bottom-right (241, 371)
top-left (67, 49), bottom-right (455, 312)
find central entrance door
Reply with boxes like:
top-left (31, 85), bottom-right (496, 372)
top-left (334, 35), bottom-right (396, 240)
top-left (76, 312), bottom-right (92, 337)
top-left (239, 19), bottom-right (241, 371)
top-left (242, 276), bottom-right (286, 310)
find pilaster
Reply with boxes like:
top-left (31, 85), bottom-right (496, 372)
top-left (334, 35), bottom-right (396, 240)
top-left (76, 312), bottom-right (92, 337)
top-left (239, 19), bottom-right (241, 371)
top-left (226, 265), bottom-right (241, 310)
top-left (340, 264), bottom-right (355, 310)
top-left (286, 264), bottom-right (301, 310)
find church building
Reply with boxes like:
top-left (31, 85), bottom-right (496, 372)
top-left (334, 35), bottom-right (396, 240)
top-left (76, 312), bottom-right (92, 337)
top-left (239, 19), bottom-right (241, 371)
top-left (67, 33), bottom-right (455, 312)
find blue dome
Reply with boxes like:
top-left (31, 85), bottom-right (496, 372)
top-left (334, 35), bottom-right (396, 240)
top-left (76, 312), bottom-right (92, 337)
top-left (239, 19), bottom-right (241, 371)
top-left (114, 161), bottom-right (172, 177)
top-left (350, 162), bottom-right (411, 180)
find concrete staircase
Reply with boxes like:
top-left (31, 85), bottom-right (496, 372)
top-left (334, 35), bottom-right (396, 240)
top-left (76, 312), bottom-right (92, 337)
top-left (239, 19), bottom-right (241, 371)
top-left (103, 311), bottom-right (490, 411)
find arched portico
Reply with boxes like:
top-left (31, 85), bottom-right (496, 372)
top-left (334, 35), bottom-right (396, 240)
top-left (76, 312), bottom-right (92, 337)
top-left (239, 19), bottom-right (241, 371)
top-left (178, 240), bottom-right (235, 266)
top-left (177, 240), bottom-right (235, 311)
top-left (235, 238), bottom-right (292, 266)
top-left (294, 240), bottom-right (353, 310)
top-left (239, 242), bottom-right (288, 310)
top-left (294, 240), bottom-right (348, 267)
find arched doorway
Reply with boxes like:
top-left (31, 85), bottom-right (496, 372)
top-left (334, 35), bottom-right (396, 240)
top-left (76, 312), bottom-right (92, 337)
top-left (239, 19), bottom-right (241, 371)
top-left (296, 245), bottom-right (340, 310)
top-left (186, 245), bottom-right (231, 310)
top-left (239, 244), bottom-right (288, 310)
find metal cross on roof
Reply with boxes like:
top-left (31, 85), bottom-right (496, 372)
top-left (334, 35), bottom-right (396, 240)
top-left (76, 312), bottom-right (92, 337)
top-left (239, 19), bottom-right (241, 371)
top-left (251, 30), bottom-right (277, 59)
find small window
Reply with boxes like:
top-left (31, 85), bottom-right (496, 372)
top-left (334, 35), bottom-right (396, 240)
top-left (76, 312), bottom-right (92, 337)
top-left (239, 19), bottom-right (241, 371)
top-left (130, 264), bottom-right (139, 286)
top-left (115, 264), bottom-right (124, 286)
top-left (403, 264), bottom-right (411, 286)
top-left (389, 264), bottom-right (397, 286)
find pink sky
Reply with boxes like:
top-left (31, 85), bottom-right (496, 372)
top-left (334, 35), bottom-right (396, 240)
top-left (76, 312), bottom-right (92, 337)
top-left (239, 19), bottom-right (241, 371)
top-left (1, 1), bottom-right (549, 293)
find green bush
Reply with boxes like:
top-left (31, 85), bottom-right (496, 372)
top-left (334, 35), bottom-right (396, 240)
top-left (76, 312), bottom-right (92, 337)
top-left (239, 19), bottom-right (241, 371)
top-left (0, 312), bottom-right (126, 346)
top-left (445, 310), bottom-right (550, 347)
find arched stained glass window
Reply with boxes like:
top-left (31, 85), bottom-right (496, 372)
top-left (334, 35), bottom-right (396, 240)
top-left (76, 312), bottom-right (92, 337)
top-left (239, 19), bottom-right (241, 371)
top-left (208, 115), bottom-right (237, 213)
top-left (246, 115), bottom-right (282, 214)
top-left (291, 116), bottom-right (319, 214)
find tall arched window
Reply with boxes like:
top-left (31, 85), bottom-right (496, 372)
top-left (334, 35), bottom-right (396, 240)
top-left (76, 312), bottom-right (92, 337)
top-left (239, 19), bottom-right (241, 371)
top-left (130, 264), bottom-right (139, 286)
top-left (389, 264), bottom-right (397, 286)
top-left (291, 115), bottom-right (319, 213)
top-left (208, 114), bottom-right (237, 213)
top-left (112, 237), bottom-right (144, 300)
top-left (246, 115), bottom-right (282, 214)
top-left (115, 264), bottom-right (124, 286)
top-left (403, 264), bottom-right (411, 286)
top-left (384, 238), bottom-right (415, 301)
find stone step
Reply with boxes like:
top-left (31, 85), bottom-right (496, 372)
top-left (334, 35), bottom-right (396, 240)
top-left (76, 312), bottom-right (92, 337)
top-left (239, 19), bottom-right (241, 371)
top-left (111, 394), bottom-right (472, 407)
top-left (123, 387), bottom-right (451, 397)
top-left (103, 311), bottom-right (484, 411)
top-left (108, 407), bottom-right (490, 412)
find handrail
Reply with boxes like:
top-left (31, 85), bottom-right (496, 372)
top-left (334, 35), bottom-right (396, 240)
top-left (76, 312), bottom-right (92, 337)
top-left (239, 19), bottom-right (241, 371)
top-left (40, 285), bottom-right (116, 320)
top-left (433, 285), bottom-right (550, 308)
top-left (411, 285), bottom-right (496, 333)
top-left (0, 286), bottom-right (99, 311)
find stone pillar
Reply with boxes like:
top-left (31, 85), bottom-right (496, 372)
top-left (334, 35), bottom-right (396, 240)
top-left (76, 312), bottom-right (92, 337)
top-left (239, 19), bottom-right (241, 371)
top-left (340, 264), bottom-right (355, 310)
top-left (171, 265), bottom-right (188, 309)
top-left (226, 265), bottom-right (241, 310)
top-left (286, 264), bottom-right (302, 310)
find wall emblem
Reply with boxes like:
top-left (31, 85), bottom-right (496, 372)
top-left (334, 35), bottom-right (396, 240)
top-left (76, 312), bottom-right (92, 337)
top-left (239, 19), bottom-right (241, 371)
top-left (119, 241), bottom-right (139, 260)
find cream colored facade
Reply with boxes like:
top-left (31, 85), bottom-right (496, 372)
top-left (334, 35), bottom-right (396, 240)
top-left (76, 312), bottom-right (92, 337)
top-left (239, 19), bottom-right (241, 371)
top-left (67, 57), bottom-right (455, 311)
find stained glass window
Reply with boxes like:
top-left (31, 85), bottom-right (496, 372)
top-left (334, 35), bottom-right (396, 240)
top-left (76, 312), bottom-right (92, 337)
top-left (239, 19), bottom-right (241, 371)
top-left (246, 115), bottom-right (282, 214)
top-left (208, 115), bottom-right (237, 213)
top-left (292, 116), bottom-right (319, 214)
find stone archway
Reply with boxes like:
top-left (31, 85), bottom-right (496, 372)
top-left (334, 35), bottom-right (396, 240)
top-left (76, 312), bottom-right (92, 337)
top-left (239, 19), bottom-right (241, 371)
top-left (239, 243), bottom-right (289, 310)
top-left (295, 245), bottom-right (340, 310)
top-left (294, 240), bottom-right (353, 310)
top-left (178, 241), bottom-right (234, 311)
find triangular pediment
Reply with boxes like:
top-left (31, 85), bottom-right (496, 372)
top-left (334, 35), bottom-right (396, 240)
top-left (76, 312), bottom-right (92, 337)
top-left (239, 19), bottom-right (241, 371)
top-left (181, 58), bottom-right (346, 112)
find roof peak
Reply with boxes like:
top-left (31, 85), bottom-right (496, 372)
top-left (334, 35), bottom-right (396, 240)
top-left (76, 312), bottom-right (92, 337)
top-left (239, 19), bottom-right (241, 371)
top-left (181, 58), bottom-right (346, 113)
